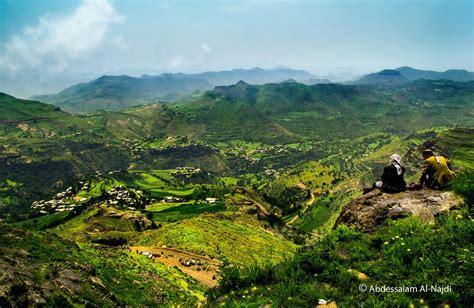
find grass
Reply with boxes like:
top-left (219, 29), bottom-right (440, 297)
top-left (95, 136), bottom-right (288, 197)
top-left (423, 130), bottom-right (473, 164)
top-left (2, 81), bottom-right (474, 306)
top-left (75, 243), bottom-right (206, 304)
top-left (147, 202), bottom-right (226, 222)
top-left (210, 209), bottom-right (473, 306)
top-left (137, 215), bottom-right (299, 266)
top-left (148, 187), bottom-right (196, 198)
top-left (297, 201), bottom-right (332, 232)
top-left (0, 224), bottom-right (206, 305)
top-left (13, 211), bottom-right (71, 230)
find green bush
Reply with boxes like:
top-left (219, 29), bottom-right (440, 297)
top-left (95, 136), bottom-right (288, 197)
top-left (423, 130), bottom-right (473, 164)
top-left (212, 210), bottom-right (473, 306)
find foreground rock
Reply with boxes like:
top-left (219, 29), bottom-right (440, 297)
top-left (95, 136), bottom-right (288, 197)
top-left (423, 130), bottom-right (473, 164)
top-left (335, 189), bottom-right (463, 232)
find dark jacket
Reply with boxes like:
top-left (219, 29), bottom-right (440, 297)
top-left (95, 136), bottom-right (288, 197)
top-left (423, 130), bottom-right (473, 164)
top-left (381, 164), bottom-right (406, 193)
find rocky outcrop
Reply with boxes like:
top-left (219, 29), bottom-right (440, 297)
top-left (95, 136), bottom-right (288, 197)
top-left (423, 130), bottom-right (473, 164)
top-left (335, 189), bottom-right (463, 232)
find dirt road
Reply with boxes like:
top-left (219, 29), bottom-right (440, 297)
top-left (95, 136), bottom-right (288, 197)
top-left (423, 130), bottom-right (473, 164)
top-left (286, 189), bottom-right (317, 225)
top-left (130, 246), bottom-right (223, 288)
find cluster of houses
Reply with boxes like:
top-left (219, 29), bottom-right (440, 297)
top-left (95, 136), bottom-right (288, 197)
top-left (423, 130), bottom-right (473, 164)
top-left (104, 186), bottom-right (150, 209)
top-left (178, 256), bottom-right (210, 270)
top-left (170, 166), bottom-right (202, 176)
top-left (160, 196), bottom-right (218, 204)
top-left (135, 250), bottom-right (168, 259)
top-left (31, 187), bottom-right (86, 214)
top-left (122, 139), bottom-right (148, 157)
top-left (135, 250), bottom-right (212, 272)
top-left (227, 144), bottom-right (291, 158)
top-left (255, 144), bottom-right (289, 155)
top-left (161, 196), bottom-right (184, 203)
top-left (263, 168), bottom-right (278, 177)
top-left (138, 251), bottom-right (155, 259)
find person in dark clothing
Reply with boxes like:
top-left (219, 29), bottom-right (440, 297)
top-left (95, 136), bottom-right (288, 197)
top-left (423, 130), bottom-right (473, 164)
top-left (380, 154), bottom-right (406, 193)
top-left (364, 154), bottom-right (406, 194)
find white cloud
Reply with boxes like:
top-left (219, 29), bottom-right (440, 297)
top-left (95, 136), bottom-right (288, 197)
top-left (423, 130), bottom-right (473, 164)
top-left (0, 0), bottom-right (124, 75)
top-left (200, 43), bottom-right (211, 54)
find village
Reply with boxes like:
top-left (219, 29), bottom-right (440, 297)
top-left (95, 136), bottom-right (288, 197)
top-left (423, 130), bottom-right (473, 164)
top-left (30, 184), bottom-right (151, 215)
top-left (170, 166), bottom-right (202, 176)
top-left (31, 186), bottom-right (83, 214)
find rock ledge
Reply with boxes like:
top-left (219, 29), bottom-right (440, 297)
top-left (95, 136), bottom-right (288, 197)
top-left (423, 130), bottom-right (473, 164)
top-left (335, 189), bottom-right (463, 232)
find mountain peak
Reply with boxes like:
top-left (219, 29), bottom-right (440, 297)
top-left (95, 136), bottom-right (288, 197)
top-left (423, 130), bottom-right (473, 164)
top-left (354, 69), bottom-right (408, 86)
top-left (377, 69), bottom-right (403, 76)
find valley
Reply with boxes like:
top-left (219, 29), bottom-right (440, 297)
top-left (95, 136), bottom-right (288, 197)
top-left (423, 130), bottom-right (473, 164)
top-left (0, 78), bottom-right (473, 306)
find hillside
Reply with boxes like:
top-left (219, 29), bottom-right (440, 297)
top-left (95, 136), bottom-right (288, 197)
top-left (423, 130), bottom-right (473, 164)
top-left (0, 93), bottom-right (67, 122)
top-left (32, 74), bottom-right (213, 113)
top-left (32, 67), bottom-right (321, 113)
top-left (396, 66), bottom-right (474, 81)
top-left (206, 128), bottom-right (474, 306)
top-left (32, 67), bottom-right (474, 113)
top-left (1, 79), bottom-right (473, 215)
top-left (131, 79), bottom-right (474, 143)
top-left (353, 69), bottom-right (409, 86)
top-left (183, 67), bottom-right (318, 85)
top-left (0, 80), bottom-right (473, 306)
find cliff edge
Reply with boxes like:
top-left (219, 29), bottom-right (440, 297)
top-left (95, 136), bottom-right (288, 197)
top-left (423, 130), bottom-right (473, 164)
top-left (335, 189), bottom-right (463, 232)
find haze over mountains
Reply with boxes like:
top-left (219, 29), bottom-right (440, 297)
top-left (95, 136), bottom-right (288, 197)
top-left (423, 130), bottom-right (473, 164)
top-left (354, 67), bottom-right (474, 86)
top-left (31, 67), bottom-right (328, 112)
top-left (27, 66), bottom-right (474, 113)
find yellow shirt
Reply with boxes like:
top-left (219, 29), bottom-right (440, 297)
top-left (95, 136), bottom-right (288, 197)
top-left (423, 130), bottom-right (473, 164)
top-left (422, 156), bottom-right (455, 188)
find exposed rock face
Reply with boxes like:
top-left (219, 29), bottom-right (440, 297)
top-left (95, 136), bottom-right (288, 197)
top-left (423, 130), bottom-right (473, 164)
top-left (0, 248), bottom-right (47, 306)
top-left (103, 208), bottom-right (153, 231)
top-left (335, 189), bottom-right (463, 232)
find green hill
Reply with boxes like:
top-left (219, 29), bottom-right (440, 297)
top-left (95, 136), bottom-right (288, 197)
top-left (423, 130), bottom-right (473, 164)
top-left (159, 79), bottom-right (474, 142)
top-left (32, 68), bottom-right (322, 113)
top-left (396, 66), bottom-right (474, 81)
top-left (0, 93), bottom-right (67, 122)
top-left (32, 74), bottom-right (213, 113)
top-left (353, 69), bottom-right (410, 86)
top-left (207, 128), bottom-right (474, 307)
top-left (1, 79), bottom-right (473, 215)
top-left (0, 77), bottom-right (473, 306)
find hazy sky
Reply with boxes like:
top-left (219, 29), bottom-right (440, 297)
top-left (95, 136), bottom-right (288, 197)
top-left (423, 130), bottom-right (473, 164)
top-left (0, 0), bottom-right (473, 96)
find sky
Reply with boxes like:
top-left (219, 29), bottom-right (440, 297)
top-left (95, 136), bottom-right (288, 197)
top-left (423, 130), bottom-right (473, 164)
top-left (0, 0), bottom-right (473, 97)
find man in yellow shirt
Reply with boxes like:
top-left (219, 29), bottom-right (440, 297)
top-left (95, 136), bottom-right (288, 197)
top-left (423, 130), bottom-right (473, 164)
top-left (420, 149), bottom-right (456, 189)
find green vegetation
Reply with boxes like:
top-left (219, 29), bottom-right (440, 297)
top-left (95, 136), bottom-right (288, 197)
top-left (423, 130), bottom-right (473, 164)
top-left (146, 202), bottom-right (226, 222)
top-left (1, 79), bottom-right (473, 306)
top-left (210, 210), bottom-right (473, 306)
top-left (0, 225), bottom-right (206, 305)
top-left (137, 215), bottom-right (298, 265)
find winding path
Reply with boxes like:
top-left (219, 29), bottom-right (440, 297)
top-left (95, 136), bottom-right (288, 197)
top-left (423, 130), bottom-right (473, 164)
top-left (286, 188), bottom-right (317, 225)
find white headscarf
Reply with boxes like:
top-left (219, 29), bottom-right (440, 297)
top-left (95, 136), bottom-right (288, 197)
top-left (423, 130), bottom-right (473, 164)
top-left (390, 154), bottom-right (403, 175)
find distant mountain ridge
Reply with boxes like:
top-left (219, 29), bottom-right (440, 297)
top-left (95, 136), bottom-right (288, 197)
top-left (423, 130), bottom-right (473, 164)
top-left (32, 67), bottom-right (323, 112)
top-left (354, 67), bottom-right (474, 86)
top-left (180, 67), bottom-right (319, 85)
top-left (31, 66), bottom-right (474, 112)
top-left (395, 66), bottom-right (474, 81)
top-left (353, 69), bottom-right (409, 86)
top-left (32, 74), bottom-right (214, 113)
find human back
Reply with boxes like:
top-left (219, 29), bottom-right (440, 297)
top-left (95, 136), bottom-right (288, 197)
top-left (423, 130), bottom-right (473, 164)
top-left (420, 150), bottom-right (455, 189)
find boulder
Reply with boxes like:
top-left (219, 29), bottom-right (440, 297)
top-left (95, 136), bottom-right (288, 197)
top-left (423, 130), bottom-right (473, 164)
top-left (335, 189), bottom-right (463, 232)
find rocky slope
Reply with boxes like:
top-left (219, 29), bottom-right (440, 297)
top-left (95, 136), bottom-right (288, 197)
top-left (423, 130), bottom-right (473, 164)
top-left (335, 189), bottom-right (463, 232)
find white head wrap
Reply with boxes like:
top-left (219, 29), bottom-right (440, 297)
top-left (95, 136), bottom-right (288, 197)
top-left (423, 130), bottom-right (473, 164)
top-left (390, 154), bottom-right (403, 175)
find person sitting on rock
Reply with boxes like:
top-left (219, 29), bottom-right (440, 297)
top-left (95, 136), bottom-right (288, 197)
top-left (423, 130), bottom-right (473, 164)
top-left (419, 149), bottom-right (455, 189)
top-left (364, 154), bottom-right (406, 194)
